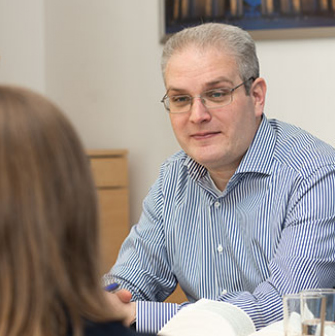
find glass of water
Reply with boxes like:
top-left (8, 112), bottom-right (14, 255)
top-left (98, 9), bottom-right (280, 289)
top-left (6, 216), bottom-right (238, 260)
top-left (300, 291), bottom-right (326, 336)
top-left (302, 288), bottom-right (335, 334)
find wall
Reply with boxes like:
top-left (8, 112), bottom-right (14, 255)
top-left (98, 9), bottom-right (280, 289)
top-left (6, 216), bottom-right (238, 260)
top-left (257, 38), bottom-right (335, 146)
top-left (0, 0), bottom-right (45, 93)
top-left (1, 0), bottom-right (335, 225)
top-left (45, 0), bottom-right (180, 226)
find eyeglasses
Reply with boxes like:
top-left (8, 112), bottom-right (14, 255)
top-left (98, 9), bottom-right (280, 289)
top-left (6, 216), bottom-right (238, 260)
top-left (161, 77), bottom-right (255, 114)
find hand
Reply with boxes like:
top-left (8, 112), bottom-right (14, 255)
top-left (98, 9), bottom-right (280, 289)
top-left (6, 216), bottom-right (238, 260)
top-left (105, 290), bottom-right (136, 326)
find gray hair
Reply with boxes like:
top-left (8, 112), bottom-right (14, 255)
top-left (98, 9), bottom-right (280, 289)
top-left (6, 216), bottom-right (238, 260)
top-left (161, 23), bottom-right (259, 93)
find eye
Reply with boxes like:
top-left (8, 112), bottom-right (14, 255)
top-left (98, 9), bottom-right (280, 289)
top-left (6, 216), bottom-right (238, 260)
top-left (170, 95), bottom-right (191, 105)
top-left (205, 89), bottom-right (230, 101)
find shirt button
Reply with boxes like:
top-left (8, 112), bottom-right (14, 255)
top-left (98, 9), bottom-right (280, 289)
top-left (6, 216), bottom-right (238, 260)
top-left (217, 244), bottom-right (223, 253)
top-left (221, 289), bottom-right (227, 295)
top-left (214, 201), bottom-right (220, 208)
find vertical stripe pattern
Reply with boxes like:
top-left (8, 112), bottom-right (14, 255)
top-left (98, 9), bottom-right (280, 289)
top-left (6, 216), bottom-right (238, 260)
top-left (105, 116), bottom-right (335, 333)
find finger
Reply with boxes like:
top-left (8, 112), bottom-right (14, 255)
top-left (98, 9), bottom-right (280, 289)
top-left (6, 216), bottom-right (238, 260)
top-left (116, 289), bottom-right (132, 303)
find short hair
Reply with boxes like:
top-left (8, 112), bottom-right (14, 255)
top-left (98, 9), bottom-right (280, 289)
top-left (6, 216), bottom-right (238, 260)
top-left (0, 85), bottom-right (118, 336)
top-left (161, 23), bottom-right (260, 93)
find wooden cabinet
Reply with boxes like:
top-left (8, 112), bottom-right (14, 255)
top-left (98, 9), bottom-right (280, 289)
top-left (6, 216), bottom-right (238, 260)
top-left (87, 149), bottom-right (130, 274)
top-left (165, 284), bottom-right (188, 303)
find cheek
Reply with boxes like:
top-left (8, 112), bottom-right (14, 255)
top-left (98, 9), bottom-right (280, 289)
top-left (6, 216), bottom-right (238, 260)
top-left (215, 107), bottom-right (238, 133)
top-left (228, 100), bottom-right (254, 127)
top-left (170, 117), bottom-right (187, 136)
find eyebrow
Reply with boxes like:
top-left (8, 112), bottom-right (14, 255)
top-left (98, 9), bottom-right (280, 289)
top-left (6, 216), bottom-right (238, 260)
top-left (207, 77), bottom-right (234, 87)
top-left (167, 76), bottom-right (235, 94)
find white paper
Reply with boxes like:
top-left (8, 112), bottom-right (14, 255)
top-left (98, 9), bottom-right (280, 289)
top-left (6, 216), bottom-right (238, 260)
top-left (158, 299), bottom-right (255, 336)
top-left (249, 320), bottom-right (284, 336)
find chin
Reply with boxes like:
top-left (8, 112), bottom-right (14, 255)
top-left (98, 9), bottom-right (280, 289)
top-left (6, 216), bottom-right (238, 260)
top-left (191, 152), bottom-right (222, 167)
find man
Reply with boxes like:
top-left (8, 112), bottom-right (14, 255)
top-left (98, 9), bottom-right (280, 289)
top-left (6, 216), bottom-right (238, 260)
top-left (104, 23), bottom-right (335, 333)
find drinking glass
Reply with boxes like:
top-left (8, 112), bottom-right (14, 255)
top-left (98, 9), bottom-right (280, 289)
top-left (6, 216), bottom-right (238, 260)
top-left (283, 293), bottom-right (302, 336)
top-left (302, 288), bottom-right (335, 334)
top-left (300, 291), bottom-right (326, 336)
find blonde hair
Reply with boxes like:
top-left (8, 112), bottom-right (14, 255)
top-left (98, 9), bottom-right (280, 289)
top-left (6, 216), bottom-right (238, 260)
top-left (0, 85), bottom-right (118, 336)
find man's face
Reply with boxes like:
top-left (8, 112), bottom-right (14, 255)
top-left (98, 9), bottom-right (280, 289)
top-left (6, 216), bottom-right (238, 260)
top-left (165, 45), bottom-right (266, 176)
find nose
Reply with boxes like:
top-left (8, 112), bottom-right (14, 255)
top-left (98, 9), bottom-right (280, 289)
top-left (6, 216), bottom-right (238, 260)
top-left (189, 97), bottom-right (211, 123)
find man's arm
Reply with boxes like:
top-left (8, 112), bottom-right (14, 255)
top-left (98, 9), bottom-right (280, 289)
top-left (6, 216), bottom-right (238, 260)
top-left (105, 163), bottom-right (180, 303)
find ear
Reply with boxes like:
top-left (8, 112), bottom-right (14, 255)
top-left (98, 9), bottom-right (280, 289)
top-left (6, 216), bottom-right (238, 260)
top-left (250, 77), bottom-right (267, 117)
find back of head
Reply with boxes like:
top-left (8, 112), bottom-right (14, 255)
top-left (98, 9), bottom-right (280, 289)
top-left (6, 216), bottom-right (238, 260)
top-left (0, 86), bottom-right (114, 336)
top-left (161, 23), bottom-right (260, 92)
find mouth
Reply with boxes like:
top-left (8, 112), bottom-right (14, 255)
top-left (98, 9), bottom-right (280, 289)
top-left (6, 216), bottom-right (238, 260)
top-left (191, 131), bottom-right (221, 140)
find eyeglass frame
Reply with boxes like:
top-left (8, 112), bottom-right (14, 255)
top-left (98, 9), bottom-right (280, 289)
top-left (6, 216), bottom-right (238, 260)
top-left (161, 76), bottom-right (256, 114)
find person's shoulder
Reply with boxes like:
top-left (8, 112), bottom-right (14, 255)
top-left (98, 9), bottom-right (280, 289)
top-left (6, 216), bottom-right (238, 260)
top-left (269, 118), bottom-right (335, 174)
top-left (83, 320), bottom-right (155, 336)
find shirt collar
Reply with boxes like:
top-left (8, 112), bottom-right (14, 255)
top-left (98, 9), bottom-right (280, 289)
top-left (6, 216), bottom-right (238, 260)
top-left (184, 156), bottom-right (207, 181)
top-left (236, 115), bottom-right (276, 176)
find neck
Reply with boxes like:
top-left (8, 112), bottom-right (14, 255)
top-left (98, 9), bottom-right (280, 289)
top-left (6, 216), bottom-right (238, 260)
top-left (208, 168), bottom-right (236, 192)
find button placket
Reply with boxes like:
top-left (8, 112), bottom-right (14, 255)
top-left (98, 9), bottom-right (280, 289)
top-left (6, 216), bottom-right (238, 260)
top-left (210, 197), bottom-right (226, 297)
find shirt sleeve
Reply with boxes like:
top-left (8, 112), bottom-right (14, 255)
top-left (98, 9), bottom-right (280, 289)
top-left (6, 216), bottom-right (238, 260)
top-left (136, 301), bottom-right (178, 333)
top-left (106, 164), bottom-right (179, 302)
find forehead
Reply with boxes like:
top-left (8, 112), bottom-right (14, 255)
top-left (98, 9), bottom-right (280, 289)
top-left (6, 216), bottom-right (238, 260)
top-left (165, 46), bottom-right (239, 91)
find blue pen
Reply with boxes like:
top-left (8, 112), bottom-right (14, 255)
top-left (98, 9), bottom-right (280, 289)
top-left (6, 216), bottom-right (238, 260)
top-left (104, 282), bottom-right (120, 292)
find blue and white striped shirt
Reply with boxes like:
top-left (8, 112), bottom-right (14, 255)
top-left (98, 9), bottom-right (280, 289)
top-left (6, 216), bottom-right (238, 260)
top-left (106, 116), bottom-right (335, 333)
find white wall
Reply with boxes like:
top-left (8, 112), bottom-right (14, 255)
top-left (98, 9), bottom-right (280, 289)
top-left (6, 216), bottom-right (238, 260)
top-left (1, 0), bottom-right (335, 225)
top-left (44, 0), bottom-right (180, 226)
top-left (0, 0), bottom-right (45, 93)
top-left (257, 38), bottom-right (335, 146)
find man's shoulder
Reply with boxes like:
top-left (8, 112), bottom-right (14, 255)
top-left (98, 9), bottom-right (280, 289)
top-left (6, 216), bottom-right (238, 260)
top-left (269, 118), bottom-right (335, 174)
